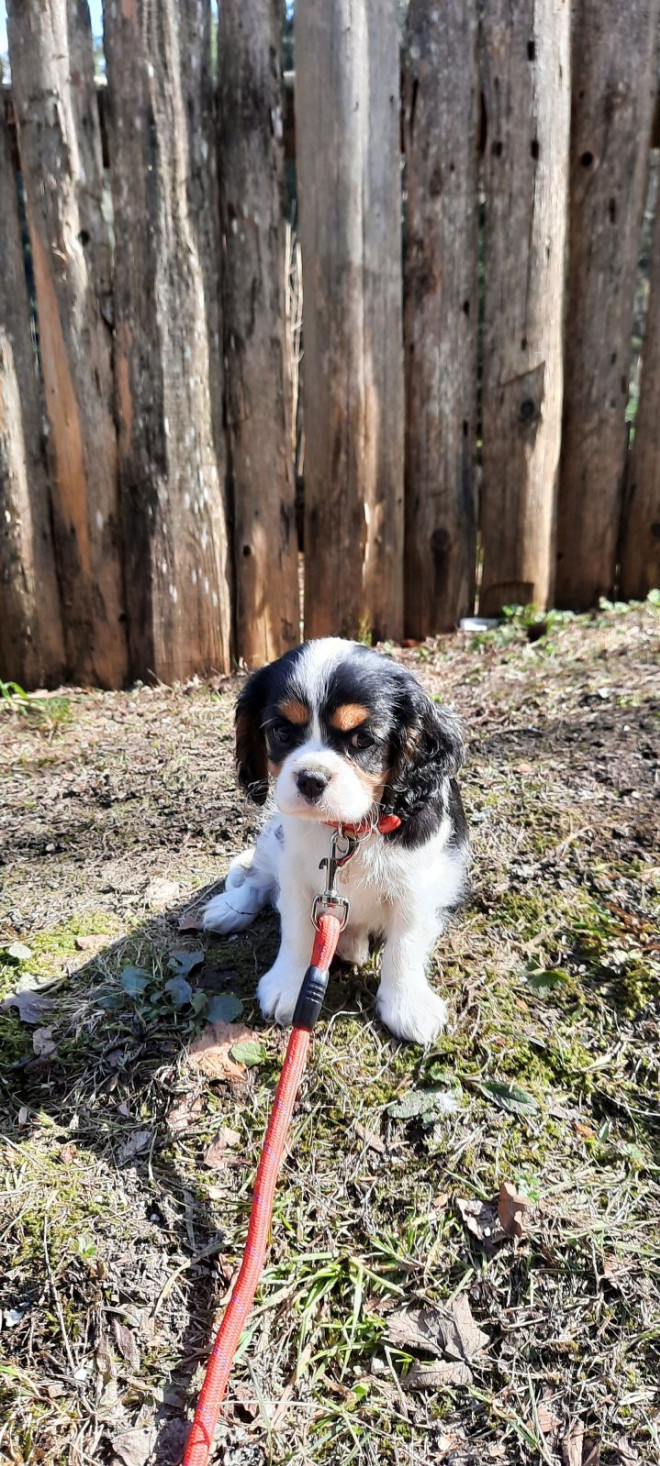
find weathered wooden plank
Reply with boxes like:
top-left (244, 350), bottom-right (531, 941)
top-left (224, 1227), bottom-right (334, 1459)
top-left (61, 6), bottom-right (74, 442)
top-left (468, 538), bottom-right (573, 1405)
top-left (0, 95), bottom-right (65, 689)
top-left (556, 0), bottom-right (659, 610)
top-left (480, 0), bottom-right (570, 616)
top-left (296, 0), bottom-right (404, 644)
top-left (218, 0), bottom-right (299, 667)
top-left (402, 0), bottom-right (479, 634)
top-left (103, 0), bottom-right (232, 683)
top-left (7, 0), bottom-right (127, 688)
top-left (620, 187), bottom-right (660, 600)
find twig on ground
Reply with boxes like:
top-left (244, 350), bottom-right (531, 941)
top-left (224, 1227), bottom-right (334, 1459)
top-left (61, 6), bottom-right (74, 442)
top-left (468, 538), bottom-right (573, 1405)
top-left (43, 1212), bottom-right (78, 1380)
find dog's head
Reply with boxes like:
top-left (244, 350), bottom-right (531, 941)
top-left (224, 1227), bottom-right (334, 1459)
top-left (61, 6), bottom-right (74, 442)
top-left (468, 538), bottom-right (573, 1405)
top-left (233, 638), bottom-right (464, 840)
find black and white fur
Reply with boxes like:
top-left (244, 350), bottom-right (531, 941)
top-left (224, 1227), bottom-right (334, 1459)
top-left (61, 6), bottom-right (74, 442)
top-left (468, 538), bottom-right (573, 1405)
top-left (204, 638), bottom-right (469, 1045)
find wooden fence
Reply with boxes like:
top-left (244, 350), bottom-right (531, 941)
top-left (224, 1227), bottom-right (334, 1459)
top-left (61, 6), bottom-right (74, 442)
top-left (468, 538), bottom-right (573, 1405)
top-left (1, 0), bottom-right (660, 691)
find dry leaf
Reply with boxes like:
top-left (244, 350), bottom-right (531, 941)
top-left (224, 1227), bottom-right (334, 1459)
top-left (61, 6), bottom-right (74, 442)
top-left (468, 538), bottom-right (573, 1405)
top-left (5, 938), bottom-right (32, 961)
top-left (111, 1426), bottom-right (157, 1466)
top-left (404, 1359), bottom-right (472, 1390)
top-left (601, 1255), bottom-right (624, 1290)
top-left (188, 1020), bottom-right (259, 1082)
top-left (386, 1305), bottom-right (441, 1356)
top-left (45, 1381), bottom-right (66, 1398)
top-left (387, 1294), bottom-right (488, 1363)
top-left (117, 1128), bottom-right (152, 1165)
top-left (135, 1308), bottom-right (158, 1345)
top-left (439, 1293), bottom-right (489, 1360)
top-left (614, 1438), bottom-right (641, 1465)
top-left (101, 1378), bottom-right (119, 1410)
top-left (33, 1026), bottom-right (57, 1058)
top-left (204, 1130), bottom-right (243, 1170)
top-left (75, 934), bottom-right (106, 952)
top-left (178, 910), bottom-right (205, 932)
top-left (431, 1435), bottom-right (465, 1460)
top-left (563, 1420), bottom-right (585, 1466)
top-left (5, 940), bottom-right (32, 961)
top-left (2, 988), bottom-right (54, 1025)
top-left (456, 1196), bottom-right (506, 1249)
top-left (538, 1403), bottom-right (561, 1434)
top-left (354, 1120), bottom-right (386, 1154)
top-left (166, 1093), bottom-right (204, 1134)
top-left (220, 1380), bottom-right (260, 1425)
top-left (96, 1331), bottom-right (115, 1379)
top-left (498, 1181), bottom-right (533, 1239)
top-left (112, 1318), bottom-right (141, 1373)
top-left (145, 877), bottom-right (180, 908)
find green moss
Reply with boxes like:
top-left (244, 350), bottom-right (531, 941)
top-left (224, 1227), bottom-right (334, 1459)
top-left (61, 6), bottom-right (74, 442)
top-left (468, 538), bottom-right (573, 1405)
top-left (0, 1009), bottom-right (34, 1066)
top-left (22, 911), bottom-right (120, 977)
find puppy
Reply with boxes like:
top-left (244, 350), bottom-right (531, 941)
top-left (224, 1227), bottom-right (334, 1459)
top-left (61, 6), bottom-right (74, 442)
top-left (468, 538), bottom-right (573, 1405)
top-left (204, 638), bottom-right (469, 1045)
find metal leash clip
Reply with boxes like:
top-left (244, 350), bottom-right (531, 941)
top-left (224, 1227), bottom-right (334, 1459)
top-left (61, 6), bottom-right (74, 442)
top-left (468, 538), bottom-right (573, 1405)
top-left (311, 825), bottom-right (360, 931)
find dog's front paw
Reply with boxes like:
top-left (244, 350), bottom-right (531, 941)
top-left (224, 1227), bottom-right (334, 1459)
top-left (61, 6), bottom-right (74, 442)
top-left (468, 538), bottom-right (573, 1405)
top-left (376, 984), bottom-right (448, 1046)
top-left (257, 963), bottom-right (305, 1026)
top-left (203, 890), bottom-right (257, 934)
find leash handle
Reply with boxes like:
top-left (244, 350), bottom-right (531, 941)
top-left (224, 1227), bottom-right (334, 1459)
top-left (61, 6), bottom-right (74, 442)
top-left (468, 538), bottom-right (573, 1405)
top-left (292, 910), bottom-right (342, 1028)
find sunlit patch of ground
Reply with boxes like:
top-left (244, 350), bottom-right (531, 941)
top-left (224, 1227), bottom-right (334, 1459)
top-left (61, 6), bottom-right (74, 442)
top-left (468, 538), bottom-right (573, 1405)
top-left (1, 600), bottom-right (659, 1465)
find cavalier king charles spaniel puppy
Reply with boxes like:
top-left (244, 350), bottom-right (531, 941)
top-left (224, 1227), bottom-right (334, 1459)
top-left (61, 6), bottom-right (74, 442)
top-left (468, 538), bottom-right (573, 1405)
top-left (204, 638), bottom-right (469, 1045)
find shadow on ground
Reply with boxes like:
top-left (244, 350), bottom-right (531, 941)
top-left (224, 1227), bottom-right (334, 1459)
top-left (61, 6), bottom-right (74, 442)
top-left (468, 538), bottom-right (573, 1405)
top-left (2, 603), bottom-right (660, 1466)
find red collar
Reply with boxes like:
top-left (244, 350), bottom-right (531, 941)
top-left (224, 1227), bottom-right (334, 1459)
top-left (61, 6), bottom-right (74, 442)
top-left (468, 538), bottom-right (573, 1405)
top-left (325, 813), bottom-right (401, 838)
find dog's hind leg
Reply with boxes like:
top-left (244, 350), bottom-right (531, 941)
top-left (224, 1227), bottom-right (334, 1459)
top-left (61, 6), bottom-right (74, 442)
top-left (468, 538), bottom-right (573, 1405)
top-left (225, 848), bottom-right (259, 891)
top-left (203, 822), bottom-right (279, 934)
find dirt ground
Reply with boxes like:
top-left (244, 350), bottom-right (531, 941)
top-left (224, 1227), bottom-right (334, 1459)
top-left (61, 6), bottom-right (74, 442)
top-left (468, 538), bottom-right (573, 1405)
top-left (1, 601), bottom-right (659, 1466)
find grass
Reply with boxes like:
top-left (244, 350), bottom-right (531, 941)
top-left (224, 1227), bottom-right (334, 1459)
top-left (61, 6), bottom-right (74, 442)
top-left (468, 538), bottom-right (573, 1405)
top-left (1, 600), bottom-right (659, 1464)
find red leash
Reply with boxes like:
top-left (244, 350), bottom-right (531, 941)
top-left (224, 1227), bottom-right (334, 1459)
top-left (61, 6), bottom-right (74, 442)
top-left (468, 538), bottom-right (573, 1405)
top-left (183, 817), bottom-right (400, 1465)
top-left (182, 910), bottom-right (342, 1466)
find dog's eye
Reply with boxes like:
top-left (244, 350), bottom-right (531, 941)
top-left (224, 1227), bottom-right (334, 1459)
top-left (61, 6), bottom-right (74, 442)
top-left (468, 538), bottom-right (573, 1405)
top-left (350, 729), bottom-right (374, 750)
top-left (270, 720), bottom-right (294, 745)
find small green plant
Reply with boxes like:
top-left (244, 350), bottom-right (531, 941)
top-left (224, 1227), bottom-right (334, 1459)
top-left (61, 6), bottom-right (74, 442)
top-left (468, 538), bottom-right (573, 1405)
top-left (0, 684), bottom-right (72, 733)
top-left (22, 695), bottom-right (73, 735)
top-left (118, 951), bottom-right (209, 1022)
top-left (0, 680), bottom-right (28, 699)
top-left (468, 602), bottom-right (576, 652)
top-left (597, 596), bottom-right (633, 616)
top-left (501, 602), bottom-right (575, 632)
top-left (115, 948), bottom-right (253, 1031)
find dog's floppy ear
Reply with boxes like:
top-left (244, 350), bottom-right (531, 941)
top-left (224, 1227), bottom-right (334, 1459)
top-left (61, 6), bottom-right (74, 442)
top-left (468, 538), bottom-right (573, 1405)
top-left (235, 665), bottom-right (272, 805)
top-left (388, 674), bottom-right (464, 823)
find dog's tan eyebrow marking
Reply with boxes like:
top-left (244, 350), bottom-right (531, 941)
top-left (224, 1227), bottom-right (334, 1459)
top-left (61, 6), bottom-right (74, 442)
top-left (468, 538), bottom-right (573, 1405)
top-left (329, 703), bottom-right (370, 732)
top-left (278, 698), bottom-right (309, 725)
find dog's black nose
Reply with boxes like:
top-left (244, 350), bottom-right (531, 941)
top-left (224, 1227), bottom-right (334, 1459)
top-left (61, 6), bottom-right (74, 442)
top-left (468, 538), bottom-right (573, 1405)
top-left (296, 768), bottom-right (330, 803)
